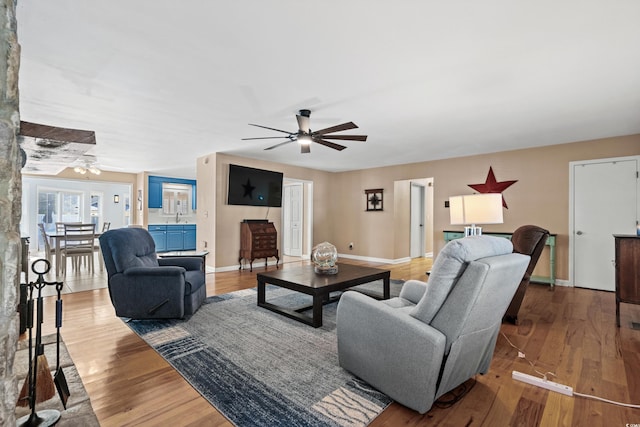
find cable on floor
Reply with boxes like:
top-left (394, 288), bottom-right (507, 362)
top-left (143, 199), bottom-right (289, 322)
top-left (433, 378), bottom-right (477, 408)
top-left (500, 332), bottom-right (640, 409)
top-left (500, 331), bottom-right (556, 380)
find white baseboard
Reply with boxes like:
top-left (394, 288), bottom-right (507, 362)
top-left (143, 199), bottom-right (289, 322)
top-left (338, 253), bottom-right (411, 265)
top-left (214, 265), bottom-right (238, 273)
top-left (215, 259), bottom-right (281, 273)
top-left (553, 279), bottom-right (571, 287)
top-left (213, 254), bottom-right (429, 273)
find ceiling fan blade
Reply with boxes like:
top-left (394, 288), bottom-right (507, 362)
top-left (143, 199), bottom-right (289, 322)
top-left (264, 140), bottom-right (294, 150)
top-left (241, 136), bottom-right (293, 141)
top-left (300, 144), bottom-right (311, 154)
top-left (313, 122), bottom-right (358, 136)
top-left (314, 138), bottom-right (347, 151)
top-left (319, 134), bottom-right (368, 141)
top-left (248, 123), bottom-right (294, 135)
top-left (296, 114), bottom-right (310, 133)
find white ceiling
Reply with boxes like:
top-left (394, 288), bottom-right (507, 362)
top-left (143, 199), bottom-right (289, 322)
top-left (16, 1), bottom-right (640, 178)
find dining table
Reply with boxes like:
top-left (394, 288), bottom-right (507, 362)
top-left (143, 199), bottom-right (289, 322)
top-left (48, 231), bottom-right (102, 277)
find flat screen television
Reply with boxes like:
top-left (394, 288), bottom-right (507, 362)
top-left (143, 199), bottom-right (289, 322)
top-left (227, 164), bottom-right (283, 207)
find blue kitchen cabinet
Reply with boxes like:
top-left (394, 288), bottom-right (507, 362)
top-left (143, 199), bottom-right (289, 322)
top-left (148, 225), bottom-right (167, 252)
top-left (148, 176), bottom-right (164, 208)
top-left (148, 175), bottom-right (197, 209)
top-left (151, 224), bottom-right (197, 252)
top-left (166, 226), bottom-right (185, 251)
top-left (183, 224), bottom-right (196, 250)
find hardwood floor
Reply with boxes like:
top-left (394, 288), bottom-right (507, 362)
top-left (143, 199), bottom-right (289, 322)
top-left (29, 257), bottom-right (640, 426)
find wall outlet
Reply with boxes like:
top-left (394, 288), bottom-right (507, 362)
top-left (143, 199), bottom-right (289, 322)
top-left (349, 242), bottom-right (354, 250)
top-left (512, 371), bottom-right (573, 396)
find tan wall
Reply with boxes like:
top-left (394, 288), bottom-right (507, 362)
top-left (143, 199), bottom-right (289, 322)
top-left (329, 134), bottom-right (640, 280)
top-left (207, 153), bottom-right (333, 269)
top-left (199, 135), bottom-right (640, 275)
top-left (196, 154), bottom-right (217, 265)
top-left (135, 172), bottom-right (145, 225)
top-left (393, 180), bottom-right (411, 259)
top-left (52, 167), bottom-right (137, 185)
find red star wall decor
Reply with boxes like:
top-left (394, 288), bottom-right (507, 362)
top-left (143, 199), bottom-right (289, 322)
top-left (468, 167), bottom-right (517, 208)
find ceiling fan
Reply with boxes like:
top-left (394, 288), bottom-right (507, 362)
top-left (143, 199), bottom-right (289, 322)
top-left (242, 109), bottom-right (367, 154)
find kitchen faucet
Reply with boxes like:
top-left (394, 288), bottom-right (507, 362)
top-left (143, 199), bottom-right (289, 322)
top-left (175, 212), bottom-right (182, 223)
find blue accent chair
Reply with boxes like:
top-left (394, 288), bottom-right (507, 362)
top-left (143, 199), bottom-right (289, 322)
top-left (99, 227), bottom-right (206, 319)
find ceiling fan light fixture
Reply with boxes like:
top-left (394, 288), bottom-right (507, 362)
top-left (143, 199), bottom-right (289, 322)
top-left (298, 134), bottom-right (312, 145)
top-left (244, 109), bottom-right (366, 154)
top-left (74, 160), bottom-right (101, 175)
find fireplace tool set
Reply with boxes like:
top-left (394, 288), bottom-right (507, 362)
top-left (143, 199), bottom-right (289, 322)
top-left (16, 259), bottom-right (70, 427)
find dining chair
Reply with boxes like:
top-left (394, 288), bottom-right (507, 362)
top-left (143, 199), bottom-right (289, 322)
top-left (37, 223), bottom-right (55, 264)
top-left (61, 223), bottom-right (97, 275)
top-left (94, 222), bottom-right (111, 270)
top-left (56, 222), bottom-right (81, 233)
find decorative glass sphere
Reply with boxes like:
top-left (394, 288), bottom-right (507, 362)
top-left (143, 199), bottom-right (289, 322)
top-left (311, 241), bottom-right (338, 274)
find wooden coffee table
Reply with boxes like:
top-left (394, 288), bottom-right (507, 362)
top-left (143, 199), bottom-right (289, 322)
top-left (257, 264), bottom-right (391, 327)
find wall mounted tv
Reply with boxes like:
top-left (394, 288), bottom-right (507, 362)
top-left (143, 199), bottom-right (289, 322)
top-left (227, 164), bottom-right (284, 207)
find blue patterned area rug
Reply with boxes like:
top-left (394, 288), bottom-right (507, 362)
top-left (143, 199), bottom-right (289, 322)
top-left (126, 281), bottom-right (403, 427)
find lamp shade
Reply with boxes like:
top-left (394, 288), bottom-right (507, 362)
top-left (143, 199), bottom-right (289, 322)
top-left (449, 193), bottom-right (504, 225)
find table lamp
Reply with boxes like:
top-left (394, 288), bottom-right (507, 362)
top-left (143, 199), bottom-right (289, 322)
top-left (449, 193), bottom-right (504, 236)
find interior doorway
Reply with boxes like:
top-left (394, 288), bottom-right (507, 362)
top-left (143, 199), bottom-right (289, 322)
top-left (282, 182), bottom-right (303, 257)
top-left (282, 179), bottom-right (313, 261)
top-left (570, 156), bottom-right (639, 290)
top-left (410, 182), bottom-right (426, 258)
top-left (395, 177), bottom-right (433, 260)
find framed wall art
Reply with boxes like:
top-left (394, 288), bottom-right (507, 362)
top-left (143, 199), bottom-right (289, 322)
top-left (365, 188), bottom-right (383, 211)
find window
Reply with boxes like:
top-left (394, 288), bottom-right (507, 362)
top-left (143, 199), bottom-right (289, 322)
top-left (36, 188), bottom-right (83, 249)
top-left (90, 192), bottom-right (103, 227)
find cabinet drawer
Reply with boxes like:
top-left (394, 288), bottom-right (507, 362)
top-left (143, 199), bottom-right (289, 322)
top-left (253, 234), bottom-right (273, 240)
top-left (148, 225), bottom-right (167, 232)
top-left (254, 243), bottom-right (274, 250)
top-left (253, 250), bottom-right (277, 258)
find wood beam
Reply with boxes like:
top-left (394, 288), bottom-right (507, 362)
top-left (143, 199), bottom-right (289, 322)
top-left (19, 121), bottom-right (96, 145)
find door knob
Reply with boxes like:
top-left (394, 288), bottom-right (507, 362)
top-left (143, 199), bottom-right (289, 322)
top-left (576, 230), bottom-right (583, 235)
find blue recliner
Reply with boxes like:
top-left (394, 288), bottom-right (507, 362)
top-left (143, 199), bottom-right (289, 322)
top-left (99, 227), bottom-right (206, 319)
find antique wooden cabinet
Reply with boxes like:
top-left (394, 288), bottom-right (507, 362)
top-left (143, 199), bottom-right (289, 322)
top-left (239, 220), bottom-right (279, 271)
top-left (613, 235), bottom-right (640, 327)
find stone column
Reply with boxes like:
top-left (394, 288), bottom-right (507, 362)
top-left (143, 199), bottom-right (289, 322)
top-left (0, 0), bottom-right (21, 425)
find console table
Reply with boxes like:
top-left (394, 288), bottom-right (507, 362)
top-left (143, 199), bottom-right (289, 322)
top-left (443, 230), bottom-right (557, 288)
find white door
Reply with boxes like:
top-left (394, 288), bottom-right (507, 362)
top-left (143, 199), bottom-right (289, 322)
top-left (410, 183), bottom-right (426, 258)
top-left (573, 158), bottom-right (638, 291)
top-left (283, 183), bottom-right (303, 257)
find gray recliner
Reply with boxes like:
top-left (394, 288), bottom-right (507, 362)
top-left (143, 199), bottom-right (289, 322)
top-left (99, 227), bottom-right (206, 319)
top-left (336, 235), bottom-right (529, 414)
